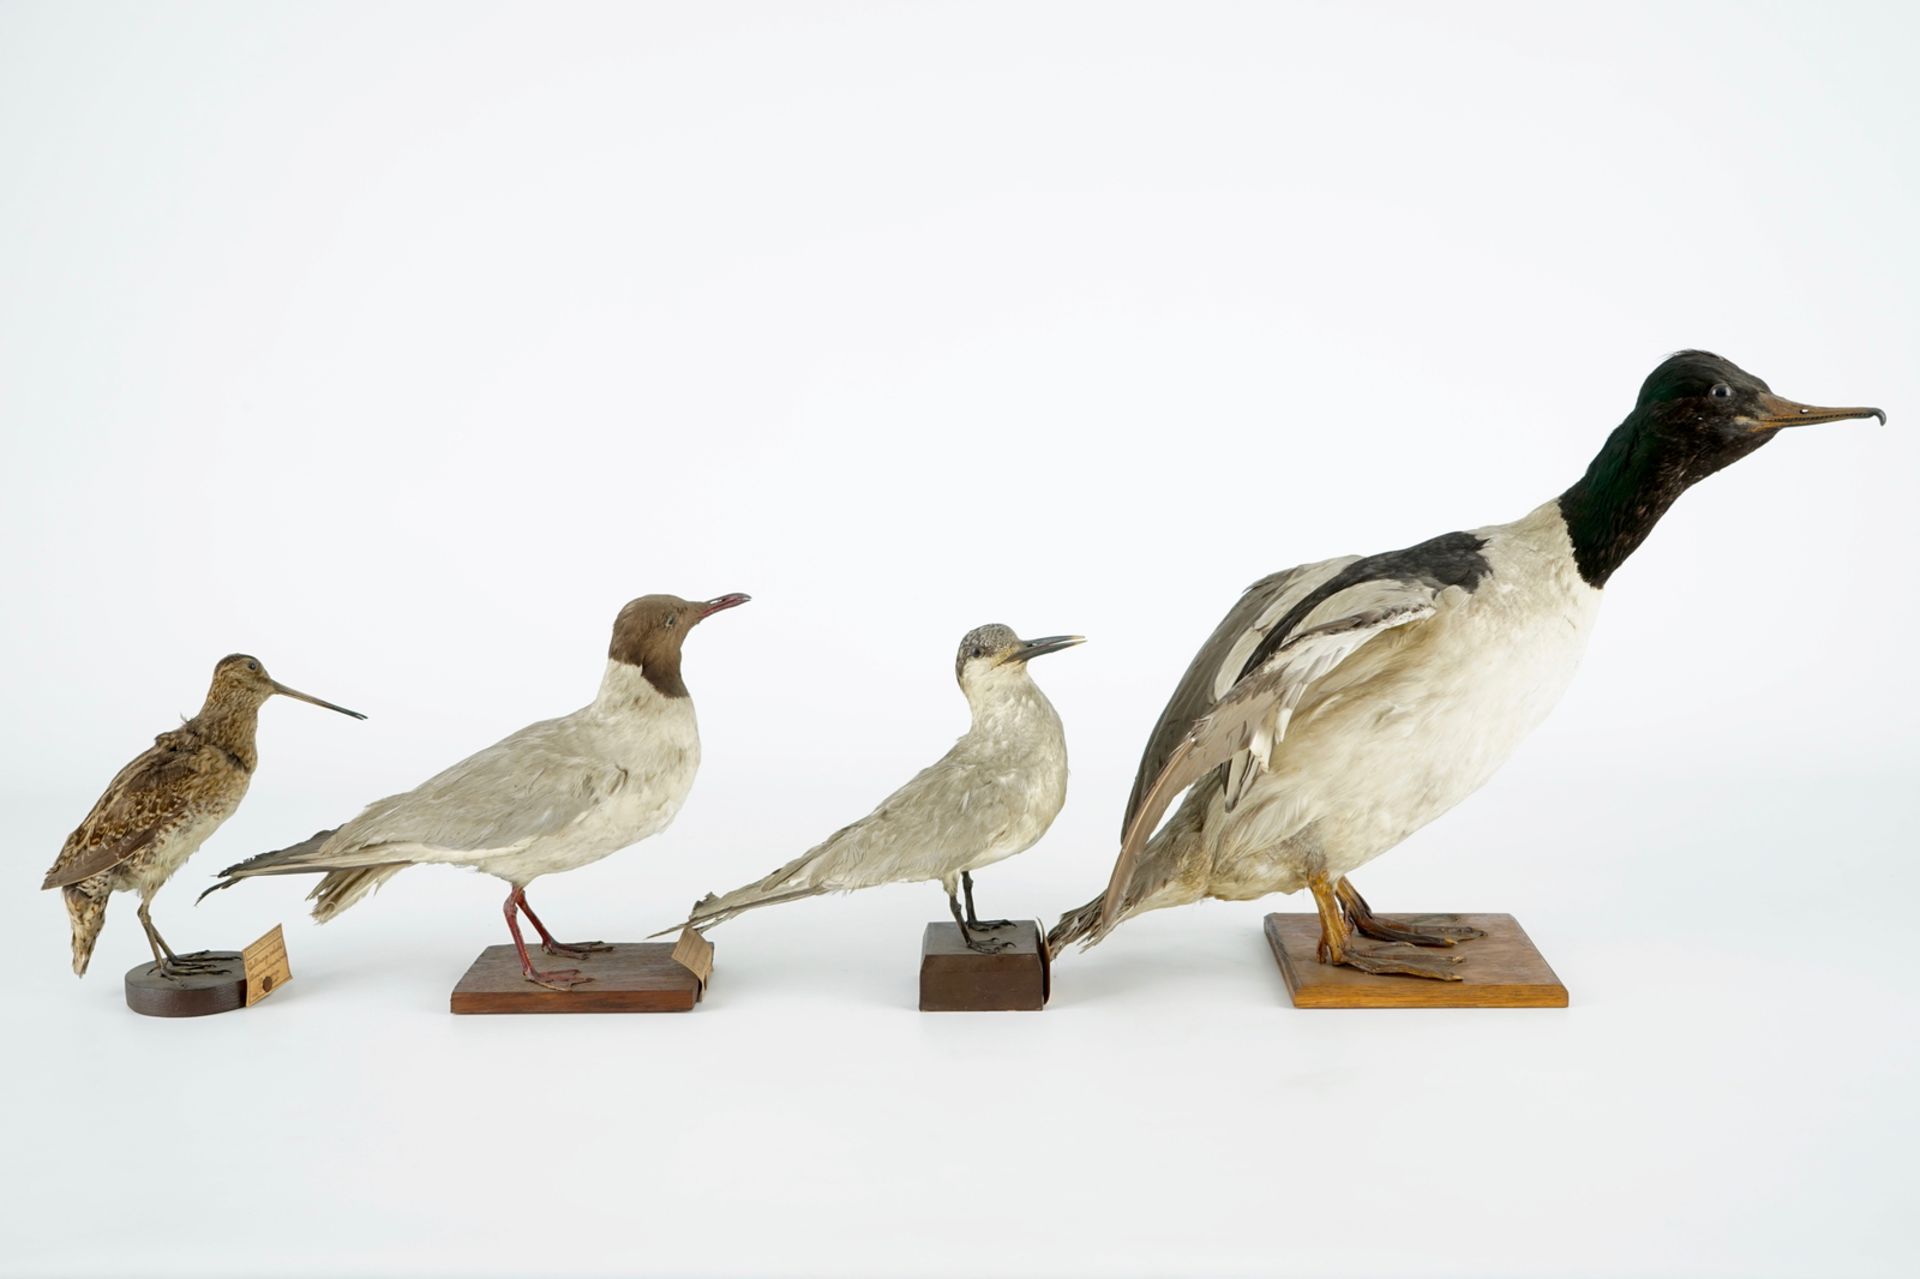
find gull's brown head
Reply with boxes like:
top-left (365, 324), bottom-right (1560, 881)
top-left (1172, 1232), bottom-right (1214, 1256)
top-left (609, 593), bottom-right (751, 698)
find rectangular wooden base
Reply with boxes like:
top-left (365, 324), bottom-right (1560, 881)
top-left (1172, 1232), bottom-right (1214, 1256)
top-left (919, 920), bottom-right (1049, 1011)
top-left (450, 942), bottom-right (706, 1014)
top-left (1264, 912), bottom-right (1567, 1008)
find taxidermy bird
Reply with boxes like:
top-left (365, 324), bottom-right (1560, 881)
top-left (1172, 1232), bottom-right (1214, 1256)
top-left (674, 624), bottom-right (1082, 953)
top-left (202, 593), bottom-right (748, 990)
top-left (1051, 351), bottom-right (1883, 977)
top-left (42, 654), bottom-right (364, 978)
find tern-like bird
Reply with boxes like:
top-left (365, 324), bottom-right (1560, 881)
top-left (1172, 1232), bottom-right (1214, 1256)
top-left (42, 654), bottom-right (364, 978)
top-left (1051, 352), bottom-right (1883, 977)
top-left (203, 593), bottom-right (748, 989)
top-left (674, 624), bottom-right (1082, 953)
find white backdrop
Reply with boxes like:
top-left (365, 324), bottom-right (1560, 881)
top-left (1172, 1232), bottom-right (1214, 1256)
top-left (3, 4), bottom-right (1916, 1277)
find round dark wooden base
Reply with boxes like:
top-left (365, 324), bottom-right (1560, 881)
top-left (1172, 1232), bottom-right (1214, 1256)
top-left (123, 952), bottom-right (246, 1018)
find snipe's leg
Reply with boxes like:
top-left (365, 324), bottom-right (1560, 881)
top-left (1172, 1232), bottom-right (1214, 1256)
top-left (503, 888), bottom-right (592, 990)
top-left (1336, 877), bottom-right (1486, 947)
top-left (1310, 875), bottom-right (1463, 981)
top-left (136, 900), bottom-right (223, 979)
top-left (511, 887), bottom-right (612, 959)
top-left (961, 871), bottom-right (1013, 930)
top-left (948, 893), bottom-right (1012, 954)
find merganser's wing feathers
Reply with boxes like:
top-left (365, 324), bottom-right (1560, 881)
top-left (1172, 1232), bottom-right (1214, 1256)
top-left (43, 730), bottom-right (218, 889)
top-left (1100, 585), bottom-right (1448, 934)
top-left (1123, 556), bottom-right (1358, 837)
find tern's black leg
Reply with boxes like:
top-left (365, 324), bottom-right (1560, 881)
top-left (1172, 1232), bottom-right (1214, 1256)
top-left (961, 871), bottom-right (1014, 930)
top-left (948, 893), bottom-right (1012, 954)
top-left (1336, 877), bottom-right (1486, 947)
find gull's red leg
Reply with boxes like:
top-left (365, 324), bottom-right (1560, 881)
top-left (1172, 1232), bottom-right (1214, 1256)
top-left (511, 886), bottom-right (612, 958)
top-left (504, 888), bottom-right (591, 990)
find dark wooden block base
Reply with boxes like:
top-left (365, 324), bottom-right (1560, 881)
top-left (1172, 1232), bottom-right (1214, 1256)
top-left (449, 942), bottom-right (706, 1014)
top-left (1265, 912), bottom-right (1568, 1008)
top-left (919, 921), bottom-right (1048, 1011)
top-left (124, 952), bottom-right (246, 1018)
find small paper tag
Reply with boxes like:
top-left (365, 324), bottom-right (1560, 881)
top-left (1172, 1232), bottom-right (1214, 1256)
top-left (671, 925), bottom-right (713, 992)
top-left (241, 925), bottom-right (292, 1006)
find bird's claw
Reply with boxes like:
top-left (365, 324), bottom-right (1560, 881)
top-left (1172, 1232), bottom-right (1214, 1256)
top-left (1350, 914), bottom-right (1487, 948)
top-left (967, 918), bottom-right (1016, 931)
top-left (963, 935), bottom-right (1015, 955)
top-left (541, 939), bottom-right (612, 958)
top-left (523, 968), bottom-right (594, 992)
top-left (1324, 939), bottom-right (1466, 981)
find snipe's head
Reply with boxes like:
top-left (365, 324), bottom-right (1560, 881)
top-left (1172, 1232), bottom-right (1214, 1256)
top-left (609, 593), bottom-right (750, 698)
top-left (954, 624), bottom-right (1085, 689)
top-left (1626, 351), bottom-right (1884, 481)
top-left (209, 654), bottom-right (366, 719)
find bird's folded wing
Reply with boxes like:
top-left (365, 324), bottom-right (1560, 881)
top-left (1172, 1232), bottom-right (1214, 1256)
top-left (42, 735), bottom-right (210, 889)
top-left (1101, 588), bottom-right (1442, 926)
top-left (287, 723), bottom-right (635, 867)
top-left (1123, 556), bottom-right (1360, 838)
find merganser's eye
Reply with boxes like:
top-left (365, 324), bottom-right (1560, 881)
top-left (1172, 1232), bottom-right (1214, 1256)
top-left (1710, 383), bottom-right (1733, 399)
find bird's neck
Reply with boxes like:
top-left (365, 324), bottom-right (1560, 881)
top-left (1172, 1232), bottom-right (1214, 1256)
top-left (963, 671), bottom-right (1060, 741)
top-left (190, 697), bottom-right (262, 772)
top-left (1557, 418), bottom-right (1694, 588)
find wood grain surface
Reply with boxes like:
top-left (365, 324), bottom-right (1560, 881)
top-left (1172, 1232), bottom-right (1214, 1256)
top-left (1265, 912), bottom-right (1568, 1008)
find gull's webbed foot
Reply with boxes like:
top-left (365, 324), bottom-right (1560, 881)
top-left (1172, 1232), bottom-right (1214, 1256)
top-left (541, 939), bottom-right (613, 959)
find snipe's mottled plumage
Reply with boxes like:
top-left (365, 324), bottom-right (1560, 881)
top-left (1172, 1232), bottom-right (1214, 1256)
top-left (41, 654), bottom-right (364, 977)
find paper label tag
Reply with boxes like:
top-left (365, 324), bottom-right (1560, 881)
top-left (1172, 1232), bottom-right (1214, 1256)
top-left (671, 926), bottom-right (713, 992)
top-left (241, 925), bottom-right (292, 1006)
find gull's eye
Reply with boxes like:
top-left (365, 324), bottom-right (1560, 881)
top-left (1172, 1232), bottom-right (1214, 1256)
top-left (1710, 383), bottom-right (1733, 399)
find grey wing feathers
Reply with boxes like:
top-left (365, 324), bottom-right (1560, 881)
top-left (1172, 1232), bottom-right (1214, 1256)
top-left (1123, 557), bottom-right (1358, 836)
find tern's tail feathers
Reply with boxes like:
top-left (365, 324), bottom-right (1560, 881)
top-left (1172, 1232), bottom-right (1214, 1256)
top-left (654, 882), bottom-right (830, 938)
top-left (198, 827), bottom-right (406, 921)
top-left (63, 887), bottom-right (106, 977)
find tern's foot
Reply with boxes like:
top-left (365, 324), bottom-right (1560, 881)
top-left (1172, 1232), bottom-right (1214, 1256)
top-left (1349, 913), bottom-right (1487, 948)
top-left (541, 939), bottom-right (613, 959)
top-left (966, 918), bottom-right (1016, 931)
top-left (1320, 939), bottom-right (1465, 981)
top-left (962, 934), bottom-right (1014, 955)
top-left (522, 967), bottom-right (594, 992)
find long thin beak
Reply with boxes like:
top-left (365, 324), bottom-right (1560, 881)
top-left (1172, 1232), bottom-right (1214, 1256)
top-left (1010, 634), bottom-right (1086, 663)
top-left (699, 593), bottom-right (752, 619)
top-left (270, 681), bottom-right (367, 720)
top-left (1749, 392), bottom-right (1886, 431)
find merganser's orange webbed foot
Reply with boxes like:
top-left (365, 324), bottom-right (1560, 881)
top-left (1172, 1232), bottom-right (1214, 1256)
top-left (1336, 877), bottom-right (1487, 948)
top-left (1311, 874), bottom-right (1464, 982)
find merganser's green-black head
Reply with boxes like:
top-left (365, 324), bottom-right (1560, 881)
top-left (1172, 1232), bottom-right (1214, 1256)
top-left (1560, 352), bottom-right (1884, 587)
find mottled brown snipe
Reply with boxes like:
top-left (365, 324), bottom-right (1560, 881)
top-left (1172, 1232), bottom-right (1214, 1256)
top-left (41, 654), bottom-right (363, 979)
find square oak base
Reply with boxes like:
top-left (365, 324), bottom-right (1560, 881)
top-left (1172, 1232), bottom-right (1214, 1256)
top-left (450, 942), bottom-right (706, 1014)
top-left (920, 921), bottom-right (1049, 1011)
top-left (1264, 912), bottom-right (1567, 1008)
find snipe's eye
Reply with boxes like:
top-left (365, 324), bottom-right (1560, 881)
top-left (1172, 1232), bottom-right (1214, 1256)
top-left (246, 661), bottom-right (259, 671)
top-left (1710, 383), bottom-right (1733, 399)
top-left (665, 614), bottom-right (677, 629)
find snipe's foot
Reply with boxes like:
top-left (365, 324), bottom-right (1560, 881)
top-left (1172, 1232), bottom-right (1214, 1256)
top-left (541, 939), bottom-right (613, 959)
top-left (152, 955), bottom-right (229, 980)
top-left (1322, 939), bottom-right (1465, 981)
top-left (1350, 913), bottom-right (1487, 948)
top-left (522, 967), bottom-right (594, 992)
